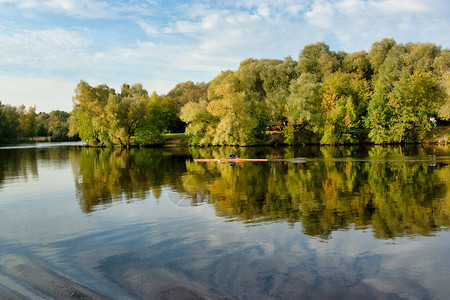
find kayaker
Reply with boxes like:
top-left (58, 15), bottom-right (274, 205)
top-left (229, 152), bottom-right (236, 159)
top-left (430, 117), bottom-right (437, 127)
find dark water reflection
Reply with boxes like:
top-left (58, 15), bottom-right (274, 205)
top-left (71, 147), bottom-right (190, 213)
top-left (74, 145), bottom-right (450, 239)
top-left (0, 143), bottom-right (449, 299)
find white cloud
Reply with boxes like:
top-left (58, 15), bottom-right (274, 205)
top-left (0, 0), bottom-right (448, 111)
top-left (304, 0), bottom-right (450, 51)
top-left (0, 26), bottom-right (92, 70)
top-left (137, 20), bottom-right (159, 36)
top-left (0, 0), bottom-right (157, 18)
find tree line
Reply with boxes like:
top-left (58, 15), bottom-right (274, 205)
top-left (1, 38), bottom-right (448, 146)
top-left (0, 102), bottom-right (77, 144)
top-left (71, 38), bottom-right (448, 146)
top-left (68, 82), bottom-right (184, 147)
top-left (180, 38), bottom-right (449, 145)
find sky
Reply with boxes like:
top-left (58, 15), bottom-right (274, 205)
top-left (0, 0), bottom-right (449, 113)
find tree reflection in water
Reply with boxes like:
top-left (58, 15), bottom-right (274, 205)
top-left (72, 145), bottom-right (450, 239)
top-left (71, 147), bottom-right (189, 213)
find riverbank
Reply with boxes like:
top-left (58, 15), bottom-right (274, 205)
top-left (424, 126), bottom-right (450, 144)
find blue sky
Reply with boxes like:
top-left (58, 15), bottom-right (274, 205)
top-left (0, 0), bottom-right (449, 112)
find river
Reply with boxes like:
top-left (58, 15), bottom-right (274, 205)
top-left (0, 142), bottom-right (449, 299)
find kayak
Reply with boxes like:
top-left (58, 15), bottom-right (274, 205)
top-left (194, 158), bottom-right (268, 163)
top-left (193, 158), bottom-right (306, 164)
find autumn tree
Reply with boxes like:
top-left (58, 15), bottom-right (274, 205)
top-left (69, 80), bottom-right (113, 146)
top-left (320, 72), bottom-right (371, 144)
top-left (207, 70), bottom-right (261, 145)
top-left (180, 99), bottom-right (218, 145)
top-left (105, 84), bottom-right (148, 147)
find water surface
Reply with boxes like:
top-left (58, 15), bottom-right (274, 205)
top-left (0, 143), bottom-right (449, 299)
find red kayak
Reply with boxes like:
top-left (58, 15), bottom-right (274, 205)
top-left (193, 158), bottom-right (306, 164)
top-left (194, 158), bottom-right (268, 163)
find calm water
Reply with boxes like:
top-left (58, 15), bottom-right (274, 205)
top-left (0, 143), bottom-right (449, 299)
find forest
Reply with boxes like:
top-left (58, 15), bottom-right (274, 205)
top-left (1, 38), bottom-right (449, 146)
top-left (0, 103), bottom-right (79, 144)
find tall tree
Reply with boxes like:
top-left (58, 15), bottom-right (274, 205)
top-left (438, 71), bottom-right (450, 120)
top-left (261, 56), bottom-right (298, 121)
top-left (403, 42), bottom-right (441, 74)
top-left (106, 84), bottom-right (148, 147)
top-left (342, 51), bottom-right (373, 80)
top-left (368, 38), bottom-right (397, 74)
top-left (47, 110), bottom-right (71, 141)
top-left (0, 103), bottom-right (20, 142)
top-left (69, 81), bottom-right (114, 146)
top-left (284, 73), bottom-right (322, 144)
top-left (319, 72), bottom-right (371, 144)
top-left (207, 71), bottom-right (260, 145)
top-left (167, 81), bottom-right (209, 108)
top-left (386, 71), bottom-right (446, 142)
top-left (365, 44), bottom-right (406, 143)
top-left (297, 42), bottom-right (340, 80)
top-left (18, 105), bottom-right (37, 138)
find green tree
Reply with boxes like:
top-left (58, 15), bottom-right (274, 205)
top-left (366, 43), bottom-right (406, 143)
top-left (433, 50), bottom-right (450, 120)
top-left (0, 103), bottom-right (20, 143)
top-left (320, 72), bottom-right (371, 144)
top-left (261, 56), bottom-right (298, 121)
top-left (18, 105), bottom-right (37, 138)
top-left (342, 50), bottom-right (373, 80)
top-left (438, 71), bottom-right (450, 120)
top-left (297, 42), bottom-right (340, 80)
top-left (157, 94), bottom-right (185, 133)
top-left (180, 99), bottom-right (218, 145)
top-left (69, 80), bottom-right (113, 146)
top-left (284, 73), bottom-right (322, 144)
top-left (36, 112), bottom-right (49, 137)
top-left (134, 93), bottom-right (167, 146)
top-left (368, 38), bottom-right (397, 74)
top-left (105, 84), bottom-right (148, 147)
top-left (47, 110), bottom-right (72, 141)
top-left (207, 71), bottom-right (260, 145)
top-left (167, 81), bottom-right (209, 107)
top-left (387, 71), bottom-right (446, 142)
top-left (0, 101), bottom-right (6, 143)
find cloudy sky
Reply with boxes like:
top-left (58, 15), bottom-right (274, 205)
top-left (0, 0), bottom-right (449, 112)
